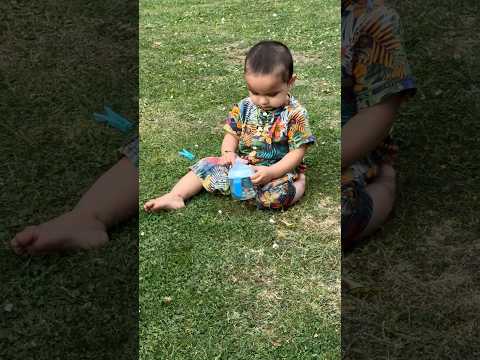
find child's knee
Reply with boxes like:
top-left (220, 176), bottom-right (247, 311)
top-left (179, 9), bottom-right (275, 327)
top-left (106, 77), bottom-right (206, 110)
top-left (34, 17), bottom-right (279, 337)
top-left (293, 174), bottom-right (306, 196)
top-left (378, 165), bottom-right (396, 198)
top-left (256, 184), bottom-right (296, 210)
top-left (196, 156), bottom-right (221, 166)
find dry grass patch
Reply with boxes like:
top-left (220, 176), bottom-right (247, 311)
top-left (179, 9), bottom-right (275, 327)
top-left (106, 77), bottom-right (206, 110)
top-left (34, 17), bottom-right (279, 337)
top-left (292, 52), bottom-right (323, 66)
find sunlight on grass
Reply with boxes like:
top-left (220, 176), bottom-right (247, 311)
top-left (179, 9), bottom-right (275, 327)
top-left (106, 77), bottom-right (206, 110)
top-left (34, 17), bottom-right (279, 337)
top-left (140, 0), bottom-right (340, 359)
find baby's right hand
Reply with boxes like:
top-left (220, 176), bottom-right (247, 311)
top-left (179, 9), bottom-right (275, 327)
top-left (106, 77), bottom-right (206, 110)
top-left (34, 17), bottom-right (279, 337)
top-left (219, 152), bottom-right (237, 165)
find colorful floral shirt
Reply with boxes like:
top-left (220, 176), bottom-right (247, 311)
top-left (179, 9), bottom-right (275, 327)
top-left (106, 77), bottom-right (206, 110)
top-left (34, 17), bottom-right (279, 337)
top-left (341, 0), bottom-right (416, 185)
top-left (224, 95), bottom-right (316, 169)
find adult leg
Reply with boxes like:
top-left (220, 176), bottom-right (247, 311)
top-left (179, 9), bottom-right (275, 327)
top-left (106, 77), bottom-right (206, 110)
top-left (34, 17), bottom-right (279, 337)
top-left (11, 156), bottom-right (138, 255)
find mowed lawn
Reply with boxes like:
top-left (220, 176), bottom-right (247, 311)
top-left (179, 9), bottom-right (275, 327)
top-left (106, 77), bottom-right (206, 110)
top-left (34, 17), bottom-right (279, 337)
top-left (0, 2), bottom-right (138, 360)
top-left (342, 1), bottom-right (480, 359)
top-left (139, 0), bottom-right (340, 359)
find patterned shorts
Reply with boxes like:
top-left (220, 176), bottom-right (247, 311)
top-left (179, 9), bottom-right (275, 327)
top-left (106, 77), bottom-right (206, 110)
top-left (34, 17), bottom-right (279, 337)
top-left (190, 157), bottom-right (298, 210)
top-left (118, 135), bottom-right (139, 168)
top-left (341, 137), bottom-right (398, 249)
top-left (341, 180), bottom-right (373, 250)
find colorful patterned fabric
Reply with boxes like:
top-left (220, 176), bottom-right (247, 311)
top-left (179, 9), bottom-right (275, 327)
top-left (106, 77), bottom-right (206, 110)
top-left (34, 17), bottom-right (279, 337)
top-left (190, 157), bottom-right (297, 210)
top-left (341, 0), bottom-right (416, 244)
top-left (118, 135), bottom-right (139, 168)
top-left (224, 95), bottom-right (316, 170)
top-left (341, 183), bottom-right (373, 250)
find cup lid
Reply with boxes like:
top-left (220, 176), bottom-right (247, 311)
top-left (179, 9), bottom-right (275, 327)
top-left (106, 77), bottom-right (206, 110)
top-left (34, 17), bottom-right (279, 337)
top-left (228, 159), bottom-right (253, 179)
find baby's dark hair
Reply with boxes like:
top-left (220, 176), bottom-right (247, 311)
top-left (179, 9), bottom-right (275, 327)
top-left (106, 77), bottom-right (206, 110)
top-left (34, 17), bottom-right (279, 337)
top-left (244, 40), bottom-right (293, 83)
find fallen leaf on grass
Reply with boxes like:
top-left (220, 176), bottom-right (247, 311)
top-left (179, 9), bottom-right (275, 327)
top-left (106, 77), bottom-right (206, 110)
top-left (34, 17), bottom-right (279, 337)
top-left (271, 340), bottom-right (282, 348)
top-left (280, 219), bottom-right (293, 227)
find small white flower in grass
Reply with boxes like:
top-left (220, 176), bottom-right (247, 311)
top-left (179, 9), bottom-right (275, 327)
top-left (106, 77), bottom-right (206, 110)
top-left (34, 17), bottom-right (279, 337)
top-left (269, 218), bottom-right (275, 224)
top-left (140, 231), bottom-right (145, 236)
top-left (221, 17), bottom-right (225, 24)
top-left (230, 310), bottom-right (240, 320)
top-left (194, 144), bottom-right (199, 148)
top-left (218, 210), bottom-right (222, 214)
top-left (170, 95), bottom-right (174, 99)
top-left (273, 13), bottom-right (277, 17)
top-left (272, 242), bottom-right (279, 249)
top-left (162, 296), bottom-right (172, 304)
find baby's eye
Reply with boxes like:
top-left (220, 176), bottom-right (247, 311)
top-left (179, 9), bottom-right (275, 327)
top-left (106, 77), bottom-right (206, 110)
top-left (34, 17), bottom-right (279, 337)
top-left (268, 92), bottom-right (279, 97)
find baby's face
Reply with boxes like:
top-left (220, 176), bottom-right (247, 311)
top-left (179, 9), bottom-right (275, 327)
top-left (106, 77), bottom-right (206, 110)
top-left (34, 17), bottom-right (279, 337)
top-left (244, 72), bottom-right (294, 112)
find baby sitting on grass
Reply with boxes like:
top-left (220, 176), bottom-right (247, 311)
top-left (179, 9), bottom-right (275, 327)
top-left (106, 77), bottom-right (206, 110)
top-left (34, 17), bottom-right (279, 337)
top-left (144, 40), bottom-right (316, 212)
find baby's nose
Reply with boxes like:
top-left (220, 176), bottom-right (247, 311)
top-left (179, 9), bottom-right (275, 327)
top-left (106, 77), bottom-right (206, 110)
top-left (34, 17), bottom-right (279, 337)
top-left (259, 97), bottom-right (269, 105)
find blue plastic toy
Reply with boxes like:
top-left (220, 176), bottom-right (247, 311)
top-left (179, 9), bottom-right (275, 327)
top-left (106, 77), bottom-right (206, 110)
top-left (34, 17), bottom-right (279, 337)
top-left (93, 106), bottom-right (133, 133)
top-left (178, 149), bottom-right (195, 161)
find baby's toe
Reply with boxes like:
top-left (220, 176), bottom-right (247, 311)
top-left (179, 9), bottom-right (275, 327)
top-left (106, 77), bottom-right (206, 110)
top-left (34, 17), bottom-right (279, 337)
top-left (12, 226), bottom-right (37, 246)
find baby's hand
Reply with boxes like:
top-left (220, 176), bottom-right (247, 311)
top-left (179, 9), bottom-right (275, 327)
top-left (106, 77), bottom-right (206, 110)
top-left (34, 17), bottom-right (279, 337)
top-left (251, 166), bottom-right (274, 186)
top-left (219, 151), bottom-right (237, 165)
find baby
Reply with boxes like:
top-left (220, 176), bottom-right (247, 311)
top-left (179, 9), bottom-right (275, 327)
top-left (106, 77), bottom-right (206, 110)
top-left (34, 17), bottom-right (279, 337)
top-left (144, 40), bottom-right (316, 211)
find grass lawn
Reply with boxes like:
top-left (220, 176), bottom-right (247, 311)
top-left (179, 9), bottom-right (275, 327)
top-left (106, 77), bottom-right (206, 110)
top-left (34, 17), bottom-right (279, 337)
top-left (342, 1), bottom-right (480, 358)
top-left (139, 0), bottom-right (340, 359)
top-left (0, 2), bottom-right (138, 359)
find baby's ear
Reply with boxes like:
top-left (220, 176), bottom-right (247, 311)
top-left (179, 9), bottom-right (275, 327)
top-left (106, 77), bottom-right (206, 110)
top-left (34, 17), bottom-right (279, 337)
top-left (288, 74), bottom-right (298, 87)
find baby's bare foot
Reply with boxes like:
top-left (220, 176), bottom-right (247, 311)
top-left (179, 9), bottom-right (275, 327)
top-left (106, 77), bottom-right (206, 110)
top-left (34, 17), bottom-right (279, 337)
top-left (143, 193), bottom-right (185, 212)
top-left (10, 211), bottom-right (108, 256)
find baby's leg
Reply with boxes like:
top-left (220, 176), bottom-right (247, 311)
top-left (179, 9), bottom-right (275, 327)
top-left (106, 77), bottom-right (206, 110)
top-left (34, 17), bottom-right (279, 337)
top-left (11, 156), bottom-right (138, 255)
top-left (256, 174), bottom-right (305, 210)
top-left (291, 174), bottom-right (306, 205)
top-left (357, 163), bottom-right (396, 239)
top-left (143, 171), bottom-right (203, 212)
top-left (144, 156), bottom-right (230, 212)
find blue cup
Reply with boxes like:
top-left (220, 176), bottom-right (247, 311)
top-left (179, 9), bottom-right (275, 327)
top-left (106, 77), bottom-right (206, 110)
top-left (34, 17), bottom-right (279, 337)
top-left (228, 160), bottom-right (256, 200)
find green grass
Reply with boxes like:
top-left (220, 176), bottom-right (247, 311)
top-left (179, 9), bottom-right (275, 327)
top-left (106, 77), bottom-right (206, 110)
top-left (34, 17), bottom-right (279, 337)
top-left (139, 1), bottom-right (340, 359)
top-left (0, 1), bottom-right (138, 359)
top-left (342, 1), bottom-right (480, 359)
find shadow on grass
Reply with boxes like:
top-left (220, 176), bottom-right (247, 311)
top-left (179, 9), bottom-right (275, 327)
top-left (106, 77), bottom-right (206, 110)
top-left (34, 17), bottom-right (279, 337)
top-left (0, 2), bottom-right (139, 359)
top-left (342, 1), bottom-right (480, 359)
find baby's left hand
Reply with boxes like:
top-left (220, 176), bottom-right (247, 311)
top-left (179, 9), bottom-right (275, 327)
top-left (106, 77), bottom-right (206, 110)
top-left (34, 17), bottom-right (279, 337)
top-left (251, 166), bottom-right (274, 186)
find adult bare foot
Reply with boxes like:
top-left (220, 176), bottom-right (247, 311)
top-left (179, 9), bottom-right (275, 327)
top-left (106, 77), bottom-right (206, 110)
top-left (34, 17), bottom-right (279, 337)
top-left (143, 193), bottom-right (185, 212)
top-left (10, 211), bottom-right (108, 255)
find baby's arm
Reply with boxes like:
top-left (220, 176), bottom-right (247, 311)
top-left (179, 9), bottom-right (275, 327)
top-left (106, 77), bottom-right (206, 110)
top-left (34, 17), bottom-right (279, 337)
top-left (219, 132), bottom-right (239, 165)
top-left (251, 146), bottom-right (307, 185)
top-left (342, 96), bottom-right (402, 170)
